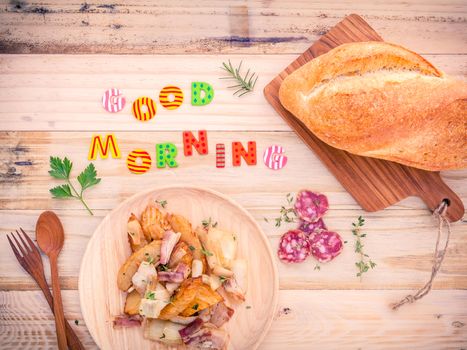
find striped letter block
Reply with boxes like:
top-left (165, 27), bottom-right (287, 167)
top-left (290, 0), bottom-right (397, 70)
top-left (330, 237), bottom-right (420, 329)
top-left (232, 141), bottom-right (257, 166)
top-left (132, 96), bottom-right (157, 122)
top-left (263, 145), bottom-right (287, 170)
top-left (102, 88), bottom-right (126, 113)
top-left (183, 130), bottom-right (208, 156)
top-left (216, 144), bottom-right (225, 168)
top-left (127, 149), bottom-right (152, 174)
top-left (159, 86), bottom-right (184, 110)
top-left (88, 134), bottom-right (121, 160)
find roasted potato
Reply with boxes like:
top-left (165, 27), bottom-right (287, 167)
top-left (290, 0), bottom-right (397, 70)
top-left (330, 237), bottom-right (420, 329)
top-left (158, 277), bottom-right (202, 320)
top-left (127, 213), bottom-right (148, 252)
top-left (124, 289), bottom-right (142, 315)
top-left (141, 204), bottom-right (171, 241)
top-left (180, 282), bottom-right (223, 316)
top-left (169, 214), bottom-right (205, 263)
top-left (117, 240), bottom-right (162, 291)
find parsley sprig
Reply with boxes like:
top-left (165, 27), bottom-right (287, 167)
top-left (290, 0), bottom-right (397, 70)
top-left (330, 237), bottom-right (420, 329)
top-left (48, 156), bottom-right (101, 215)
top-left (353, 216), bottom-right (376, 279)
top-left (274, 193), bottom-right (297, 227)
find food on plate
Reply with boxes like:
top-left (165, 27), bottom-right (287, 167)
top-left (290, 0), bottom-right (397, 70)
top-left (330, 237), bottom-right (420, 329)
top-left (277, 190), bottom-right (344, 264)
top-left (277, 230), bottom-right (311, 263)
top-left (117, 239), bottom-right (161, 291)
top-left (141, 204), bottom-right (171, 240)
top-left (294, 190), bottom-right (328, 223)
top-left (279, 41), bottom-right (467, 171)
top-left (115, 202), bottom-right (247, 349)
top-left (308, 231), bottom-right (344, 263)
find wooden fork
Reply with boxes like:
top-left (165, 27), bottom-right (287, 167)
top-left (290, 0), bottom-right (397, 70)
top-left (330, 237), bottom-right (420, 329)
top-left (7, 228), bottom-right (84, 350)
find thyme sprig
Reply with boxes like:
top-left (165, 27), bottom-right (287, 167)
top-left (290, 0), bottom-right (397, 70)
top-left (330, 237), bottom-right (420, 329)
top-left (353, 216), bottom-right (376, 279)
top-left (220, 60), bottom-right (258, 97)
top-left (274, 193), bottom-right (297, 227)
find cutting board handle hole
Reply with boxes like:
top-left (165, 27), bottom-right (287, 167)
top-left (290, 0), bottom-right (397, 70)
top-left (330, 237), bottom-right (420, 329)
top-left (442, 198), bottom-right (451, 206)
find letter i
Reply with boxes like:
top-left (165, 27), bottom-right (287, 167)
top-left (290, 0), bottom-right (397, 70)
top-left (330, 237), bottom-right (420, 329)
top-left (216, 144), bottom-right (225, 168)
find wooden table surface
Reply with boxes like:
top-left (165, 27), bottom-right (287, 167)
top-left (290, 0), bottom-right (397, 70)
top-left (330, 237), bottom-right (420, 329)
top-left (0, 1), bottom-right (466, 349)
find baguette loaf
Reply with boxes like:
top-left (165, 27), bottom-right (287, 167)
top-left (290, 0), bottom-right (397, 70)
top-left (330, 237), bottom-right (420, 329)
top-left (279, 41), bottom-right (467, 171)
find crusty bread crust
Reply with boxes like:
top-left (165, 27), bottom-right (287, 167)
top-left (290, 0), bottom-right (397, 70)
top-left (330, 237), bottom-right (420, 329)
top-left (279, 41), bottom-right (467, 171)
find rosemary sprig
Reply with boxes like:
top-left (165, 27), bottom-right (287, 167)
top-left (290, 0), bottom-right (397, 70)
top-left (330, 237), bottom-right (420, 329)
top-left (353, 216), bottom-right (376, 280)
top-left (274, 193), bottom-right (297, 227)
top-left (220, 60), bottom-right (258, 97)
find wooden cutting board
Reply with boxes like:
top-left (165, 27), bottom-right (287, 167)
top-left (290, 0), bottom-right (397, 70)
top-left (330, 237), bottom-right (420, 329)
top-left (264, 14), bottom-right (464, 222)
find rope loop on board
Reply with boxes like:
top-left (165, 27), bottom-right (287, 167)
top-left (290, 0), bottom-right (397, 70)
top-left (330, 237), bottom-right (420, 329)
top-left (392, 199), bottom-right (451, 310)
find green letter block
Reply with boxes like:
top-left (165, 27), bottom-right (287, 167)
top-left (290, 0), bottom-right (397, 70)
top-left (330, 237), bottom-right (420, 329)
top-left (156, 142), bottom-right (179, 168)
top-left (191, 82), bottom-right (214, 106)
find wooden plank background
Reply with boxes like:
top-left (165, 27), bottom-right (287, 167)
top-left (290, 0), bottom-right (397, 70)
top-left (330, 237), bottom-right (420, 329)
top-left (0, 1), bottom-right (466, 349)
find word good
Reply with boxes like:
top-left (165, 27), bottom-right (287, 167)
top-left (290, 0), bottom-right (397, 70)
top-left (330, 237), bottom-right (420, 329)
top-left (102, 82), bottom-right (215, 122)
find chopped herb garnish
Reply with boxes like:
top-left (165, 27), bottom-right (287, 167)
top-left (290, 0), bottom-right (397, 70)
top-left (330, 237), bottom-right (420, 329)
top-left (353, 216), bottom-right (376, 280)
top-left (192, 303), bottom-right (199, 310)
top-left (74, 320), bottom-right (79, 325)
top-left (147, 256), bottom-right (155, 264)
top-left (155, 199), bottom-right (167, 208)
top-left (201, 247), bottom-right (213, 257)
top-left (158, 264), bottom-right (169, 271)
top-left (189, 245), bottom-right (195, 251)
top-left (219, 276), bottom-right (228, 283)
top-left (314, 264), bottom-right (321, 271)
top-left (202, 217), bottom-right (218, 229)
top-left (145, 291), bottom-right (156, 300)
top-left (246, 305), bottom-right (251, 309)
top-left (160, 333), bottom-right (166, 339)
top-left (263, 217), bottom-right (269, 223)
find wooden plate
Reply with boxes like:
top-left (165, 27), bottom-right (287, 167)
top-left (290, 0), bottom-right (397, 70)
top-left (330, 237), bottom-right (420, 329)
top-left (79, 185), bottom-right (278, 350)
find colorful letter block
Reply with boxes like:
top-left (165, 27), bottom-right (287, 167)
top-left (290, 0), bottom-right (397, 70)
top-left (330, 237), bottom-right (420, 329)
top-left (132, 96), bottom-right (157, 121)
top-left (191, 82), bottom-right (214, 106)
top-left (159, 86), bottom-right (184, 110)
top-left (183, 130), bottom-right (208, 156)
top-left (216, 144), bottom-right (225, 168)
top-left (263, 145), bottom-right (287, 170)
top-left (232, 141), bottom-right (257, 166)
top-left (102, 88), bottom-right (126, 113)
top-left (156, 143), bottom-right (179, 168)
top-left (88, 134), bottom-right (121, 160)
top-left (127, 149), bottom-right (152, 174)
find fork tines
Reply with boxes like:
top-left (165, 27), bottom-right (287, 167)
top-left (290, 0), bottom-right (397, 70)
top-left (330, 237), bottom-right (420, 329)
top-left (7, 228), bottom-right (43, 271)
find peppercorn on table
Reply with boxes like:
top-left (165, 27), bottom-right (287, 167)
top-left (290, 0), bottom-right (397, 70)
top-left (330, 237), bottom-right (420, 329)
top-left (0, 1), bottom-right (466, 349)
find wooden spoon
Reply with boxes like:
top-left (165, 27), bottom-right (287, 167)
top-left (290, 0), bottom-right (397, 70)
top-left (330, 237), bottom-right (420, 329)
top-left (36, 211), bottom-right (68, 350)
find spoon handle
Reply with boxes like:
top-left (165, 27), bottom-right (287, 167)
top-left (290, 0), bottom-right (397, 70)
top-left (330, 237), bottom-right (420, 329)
top-left (50, 254), bottom-right (68, 350)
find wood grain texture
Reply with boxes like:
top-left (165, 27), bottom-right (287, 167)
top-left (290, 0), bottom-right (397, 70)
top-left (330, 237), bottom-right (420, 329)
top-left (0, 0), bottom-right (466, 54)
top-left (1, 289), bottom-right (467, 349)
top-left (0, 54), bottom-right (465, 132)
top-left (1, 208), bottom-right (466, 291)
top-left (79, 186), bottom-right (278, 350)
top-left (1, 131), bottom-right (466, 211)
top-left (0, 2), bottom-right (466, 348)
top-left (264, 14), bottom-right (464, 222)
